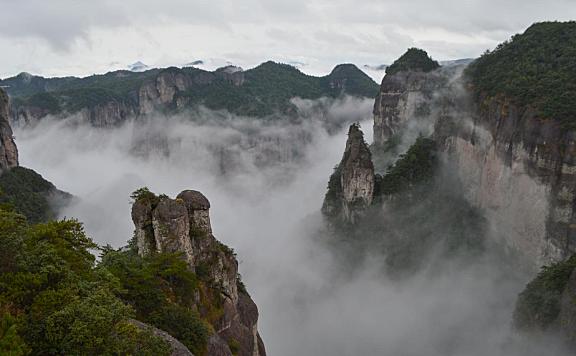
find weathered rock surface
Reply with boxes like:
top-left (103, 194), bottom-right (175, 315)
top-left (322, 123), bottom-right (374, 224)
top-left (0, 89), bottom-right (18, 170)
top-left (207, 335), bottom-right (233, 356)
top-left (132, 190), bottom-right (266, 356)
top-left (80, 100), bottom-right (135, 127)
top-left (138, 69), bottom-right (197, 115)
top-left (151, 197), bottom-right (196, 266)
top-left (435, 90), bottom-right (576, 267)
top-left (372, 69), bottom-right (446, 146)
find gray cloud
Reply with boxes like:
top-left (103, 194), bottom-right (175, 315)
top-left (0, 0), bottom-right (574, 78)
top-left (0, 0), bottom-right (126, 50)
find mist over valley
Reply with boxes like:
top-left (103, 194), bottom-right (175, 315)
top-left (1, 5), bottom-right (576, 356)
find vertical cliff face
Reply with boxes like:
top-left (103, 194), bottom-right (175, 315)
top-left (372, 59), bottom-right (575, 267)
top-left (138, 70), bottom-right (195, 115)
top-left (132, 190), bottom-right (266, 356)
top-left (372, 48), bottom-right (443, 147)
top-left (322, 123), bottom-right (374, 225)
top-left (0, 89), bottom-right (18, 170)
top-left (341, 124), bottom-right (375, 223)
top-left (81, 101), bottom-right (136, 127)
top-left (372, 70), bottom-right (445, 146)
top-left (437, 95), bottom-right (573, 266)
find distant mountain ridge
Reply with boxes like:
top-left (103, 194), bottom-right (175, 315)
top-left (0, 61), bottom-right (379, 126)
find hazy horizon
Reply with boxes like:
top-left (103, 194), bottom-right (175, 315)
top-left (1, 1), bottom-right (575, 79)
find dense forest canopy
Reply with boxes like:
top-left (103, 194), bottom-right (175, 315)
top-left (0, 167), bottom-right (68, 224)
top-left (466, 21), bottom-right (576, 127)
top-left (385, 48), bottom-right (440, 75)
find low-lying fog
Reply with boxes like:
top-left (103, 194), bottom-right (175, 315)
top-left (15, 96), bottom-right (570, 356)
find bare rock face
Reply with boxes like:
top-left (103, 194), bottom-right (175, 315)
top-left (207, 335), bottom-right (233, 356)
top-left (79, 100), bottom-right (135, 127)
top-left (138, 70), bottom-right (192, 115)
top-left (131, 190), bottom-right (266, 356)
top-left (138, 69), bottom-right (220, 115)
top-left (322, 124), bottom-right (374, 225)
top-left (341, 124), bottom-right (375, 223)
top-left (177, 190), bottom-right (212, 234)
top-left (372, 70), bottom-right (446, 146)
top-left (131, 198), bottom-right (156, 256)
top-left (436, 91), bottom-right (576, 267)
top-left (0, 89), bottom-right (18, 170)
top-left (152, 197), bottom-right (195, 266)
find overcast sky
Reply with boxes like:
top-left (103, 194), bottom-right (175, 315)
top-left (0, 0), bottom-right (575, 79)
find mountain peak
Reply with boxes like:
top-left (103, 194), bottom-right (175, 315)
top-left (16, 72), bottom-right (34, 83)
top-left (254, 61), bottom-right (298, 71)
top-left (386, 48), bottom-right (440, 75)
top-left (128, 61), bottom-right (149, 72)
top-left (325, 63), bottom-right (379, 97)
top-left (322, 123), bottom-right (374, 225)
top-left (329, 63), bottom-right (363, 75)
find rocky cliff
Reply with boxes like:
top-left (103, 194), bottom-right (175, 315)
top-left (322, 123), bottom-right (374, 225)
top-left (0, 88), bottom-right (18, 169)
top-left (372, 48), bottom-right (442, 148)
top-left (0, 89), bottom-right (73, 223)
top-left (370, 46), bottom-right (576, 268)
top-left (323, 26), bottom-right (576, 271)
top-left (437, 94), bottom-right (573, 267)
top-left (132, 189), bottom-right (266, 356)
top-left (372, 70), bottom-right (446, 147)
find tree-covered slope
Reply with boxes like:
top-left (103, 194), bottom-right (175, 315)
top-left (1, 70), bottom-right (161, 101)
top-left (513, 255), bottom-right (576, 332)
top-left (466, 21), bottom-right (576, 127)
top-left (0, 167), bottom-right (71, 224)
top-left (1, 62), bottom-right (379, 120)
top-left (385, 48), bottom-right (440, 75)
top-left (378, 136), bottom-right (437, 196)
top-left (323, 63), bottom-right (380, 97)
top-left (0, 208), bottom-right (173, 355)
